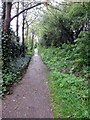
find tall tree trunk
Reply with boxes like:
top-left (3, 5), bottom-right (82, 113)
top-left (31, 31), bottom-right (34, 50)
top-left (2, 2), bottom-right (6, 30)
top-left (22, 2), bottom-right (25, 57)
top-left (4, 2), bottom-right (12, 31)
top-left (26, 21), bottom-right (29, 40)
top-left (16, 2), bottom-right (19, 42)
top-left (2, 2), bottom-right (12, 72)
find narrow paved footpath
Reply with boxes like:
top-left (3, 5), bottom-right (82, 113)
top-left (2, 50), bottom-right (53, 118)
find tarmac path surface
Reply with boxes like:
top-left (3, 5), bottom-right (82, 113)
top-left (2, 49), bottom-right (53, 118)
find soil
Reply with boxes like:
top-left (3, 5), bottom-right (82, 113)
top-left (2, 49), bottom-right (53, 118)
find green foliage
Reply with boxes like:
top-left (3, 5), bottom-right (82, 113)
top-left (2, 29), bottom-right (21, 69)
top-left (25, 39), bottom-right (34, 56)
top-left (49, 71), bottom-right (89, 118)
top-left (39, 2), bottom-right (90, 118)
top-left (34, 42), bottom-right (38, 48)
top-left (39, 11), bottom-right (70, 46)
top-left (39, 46), bottom-right (75, 71)
top-left (40, 32), bottom-right (90, 75)
top-left (38, 2), bottom-right (89, 47)
top-left (3, 55), bottom-right (31, 93)
top-left (65, 3), bottom-right (87, 30)
top-left (74, 31), bottom-right (90, 65)
top-left (0, 32), bottom-right (2, 97)
top-left (1, 28), bottom-right (33, 95)
top-left (39, 47), bottom-right (89, 118)
top-left (27, 50), bottom-right (34, 56)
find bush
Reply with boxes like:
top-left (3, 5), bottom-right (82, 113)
top-left (2, 55), bottom-right (31, 93)
top-left (74, 31), bottom-right (90, 65)
top-left (39, 47), bottom-right (89, 118)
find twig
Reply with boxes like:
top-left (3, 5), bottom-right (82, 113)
top-left (66, 112), bottom-right (77, 118)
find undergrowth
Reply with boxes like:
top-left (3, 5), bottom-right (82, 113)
top-left (2, 55), bottom-right (31, 95)
top-left (1, 29), bottom-right (34, 96)
top-left (49, 71), bottom-right (89, 118)
top-left (39, 46), bottom-right (89, 118)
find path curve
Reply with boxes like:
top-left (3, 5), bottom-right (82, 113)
top-left (2, 49), bottom-right (53, 118)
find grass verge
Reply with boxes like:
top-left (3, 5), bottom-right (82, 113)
top-left (39, 47), bottom-right (89, 118)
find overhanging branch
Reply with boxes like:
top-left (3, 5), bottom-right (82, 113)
top-left (11, 2), bottom-right (68, 21)
top-left (11, 2), bottom-right (44, 21)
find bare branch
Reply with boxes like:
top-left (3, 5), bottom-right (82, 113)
top-left (11, 2), bottom-right (44, 21)
top-left (12, 2), bottom-right (18, 6)
top-left (11, 1), bottom-right (68, 21)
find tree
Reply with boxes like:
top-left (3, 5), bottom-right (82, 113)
top-left (16, 2), bottom-right (19, 42)
top-left (21, 2), bottom-right (26, 57)
top-left (31, 30), bottom-right (35, 50)
top-left (38, 2), bottom-right (90, 47)
top-left (2, 1), bottom-right (47, 32)
top-left (3, 2), bottom-right (12, 31)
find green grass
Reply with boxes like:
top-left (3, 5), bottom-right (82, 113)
top-left (39, 47), bottom-right (89, 118)
top-left (48, 71), bottom-right (89, 118)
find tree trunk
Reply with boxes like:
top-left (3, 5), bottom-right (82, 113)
top-left (26, 21), bottom-right (29, 40)
top-left (61, 24), bottom-right (74, 43)
top-left (2, 2), bottom-right (12, 71)
top-left (16, 2), bottom-right (19, 42)
top-left (2, 2), bottom-right (6, 30)
top-left (22, 2), bottom-right (25, 57)
top-left (31, 31), bottom-right (34, 50)
top-left (4, 2), bottom-right (12, 31)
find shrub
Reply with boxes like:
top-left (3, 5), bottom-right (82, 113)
top-left (2, 55), bottom-right (31, 94)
